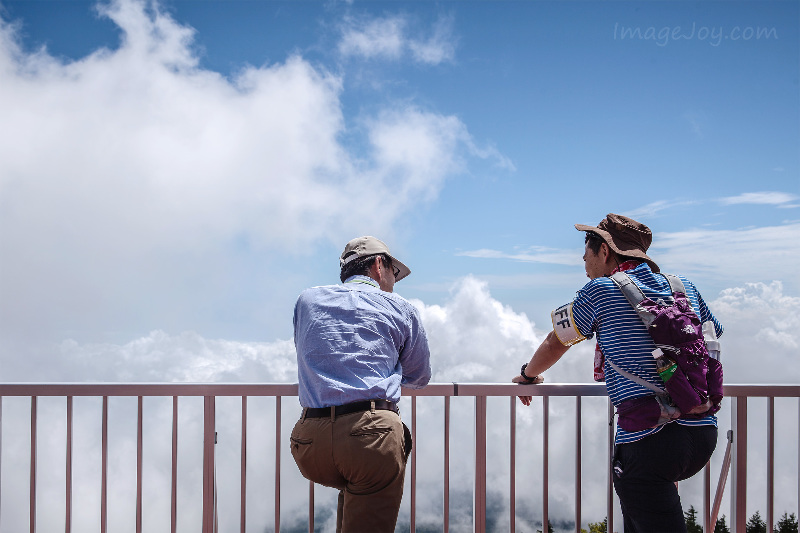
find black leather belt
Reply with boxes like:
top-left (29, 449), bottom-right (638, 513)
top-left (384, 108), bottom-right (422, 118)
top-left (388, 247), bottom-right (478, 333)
top-left (303, 400), bottom-right (398, 419)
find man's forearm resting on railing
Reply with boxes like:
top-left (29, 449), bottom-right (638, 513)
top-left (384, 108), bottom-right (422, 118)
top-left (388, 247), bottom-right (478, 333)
top-left (511, 330), bottom-right (570, 406)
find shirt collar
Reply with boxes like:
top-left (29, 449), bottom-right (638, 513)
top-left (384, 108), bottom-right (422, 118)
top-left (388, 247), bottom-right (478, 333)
top-left (344, 274), bottom-right (380, 288)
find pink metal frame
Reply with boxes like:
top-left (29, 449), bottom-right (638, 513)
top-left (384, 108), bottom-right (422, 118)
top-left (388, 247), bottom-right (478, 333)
top-left (0, 383), bottom-right (797, 532)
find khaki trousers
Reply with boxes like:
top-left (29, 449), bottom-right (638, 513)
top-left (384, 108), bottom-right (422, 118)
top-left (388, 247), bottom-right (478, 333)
top-left (290, 407), bottom-right (410, 533)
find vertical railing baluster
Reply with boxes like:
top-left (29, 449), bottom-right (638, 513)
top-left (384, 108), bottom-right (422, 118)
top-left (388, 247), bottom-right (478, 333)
top-left (308, 481), bottom-right (314, 533)
top-left (101, 396), bottom-right (108, 533)
top-left (444, 395), bottom-right (450, 533)
top-left (66, 396), bottom-right (73, 533)
top-left (410, 396), bottom-right (417, 531)
top-left (732, 396), bottom-right (747, 531)
top-left (202, 396), bottom-right (216, 533)
top-left (768, 397), bottom-right (774, 533)
top-left (575, 396), bottom-right (581, 533)
top-left (241, 396), bottom-right (247, 533)
top-left (542, 396), bottom-right (549, 533)
top-left (275, 396), bottom-right (281, 533)
top-left (136, 396), bottom-right (143, 533)
top-left (171, 396), bottom-right (178, 533)
top-left (474, 396), bottom-right (487, 533)
top-left (30, 395), bottom-right (37, 533)
top-left (703, 461), bottom-right (711, 533)
top-left (607, 399), bottom-right (614, 533)
top-left (0, 396), bottom-right (3, 524)
top-left (510, 397), bottom-right (516, 533)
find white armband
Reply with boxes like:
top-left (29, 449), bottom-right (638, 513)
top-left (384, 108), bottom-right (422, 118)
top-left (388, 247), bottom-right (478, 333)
top-left (551, 303), bottom-right (587, 347)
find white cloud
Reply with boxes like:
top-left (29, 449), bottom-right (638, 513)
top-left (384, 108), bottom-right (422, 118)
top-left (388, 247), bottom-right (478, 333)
top-left (622, 199), bottom-right (699, 219)
top-left (651, 222), bottom-right (800, 289)
top-left (459, 221), bottom-right (800, 295)
top-left (338, 14), bottom-right (456, 65)
top-left (711, 281), bottom-right (800, 382)
top-left (718, 191), bottom-right (799, 207)
top-left (457, 246), bottom-right (580, 266)
top-left (5, 275), bottom-right (798, 529)
top-left (0, 0), bottom-right (505, 341)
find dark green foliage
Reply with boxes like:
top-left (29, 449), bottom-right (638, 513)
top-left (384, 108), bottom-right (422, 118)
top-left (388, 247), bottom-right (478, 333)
top-left (776, 513), bottom-right (799, 533)
top-left (715, 515), bottom-right (730, 533)
top-left (588, 517), bottom-right (608, 533)
top-left (685, 505), bottom-right (703, 533)
top-left (746, 510), bottom-right (767, 533)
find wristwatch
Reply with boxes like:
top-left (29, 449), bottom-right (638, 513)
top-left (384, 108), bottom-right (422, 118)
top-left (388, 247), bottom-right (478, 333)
top-left (520, 363), bottom-right (536, 383)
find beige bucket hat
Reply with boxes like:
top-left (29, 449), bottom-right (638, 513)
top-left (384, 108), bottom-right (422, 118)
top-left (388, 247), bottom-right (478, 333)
top-left (340, 236), bottom-right (411, 281)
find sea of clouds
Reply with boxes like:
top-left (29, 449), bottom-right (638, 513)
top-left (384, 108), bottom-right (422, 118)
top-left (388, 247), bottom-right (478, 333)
top-left (0, 0), bottom-right (797, 530)
top-left (1, 276), bottom-right (797, 531)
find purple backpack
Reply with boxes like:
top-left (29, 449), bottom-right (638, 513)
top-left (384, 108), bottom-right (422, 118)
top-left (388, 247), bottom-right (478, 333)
top-left (609, 272), bottom-right (723, 432)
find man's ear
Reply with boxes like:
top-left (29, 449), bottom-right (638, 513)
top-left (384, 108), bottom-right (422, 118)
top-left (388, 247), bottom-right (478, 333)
top-left (600, 242), bottom-right (614, 264)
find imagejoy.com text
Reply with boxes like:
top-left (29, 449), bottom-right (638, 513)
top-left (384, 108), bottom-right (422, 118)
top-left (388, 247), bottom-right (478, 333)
top-left (613, 22), bottom-right (778, 47)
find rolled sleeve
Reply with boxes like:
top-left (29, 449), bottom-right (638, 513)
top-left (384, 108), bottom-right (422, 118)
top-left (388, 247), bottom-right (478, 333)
top-left (399, 306), bottom-right (432, 389)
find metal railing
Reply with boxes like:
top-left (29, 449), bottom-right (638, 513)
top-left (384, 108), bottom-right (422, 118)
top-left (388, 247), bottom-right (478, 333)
top-left (0, 383), bottom-right (797, 532)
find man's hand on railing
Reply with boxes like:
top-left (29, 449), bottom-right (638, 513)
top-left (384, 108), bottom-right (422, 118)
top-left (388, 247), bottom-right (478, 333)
top-left (511, 373), bottom-right (544, 406)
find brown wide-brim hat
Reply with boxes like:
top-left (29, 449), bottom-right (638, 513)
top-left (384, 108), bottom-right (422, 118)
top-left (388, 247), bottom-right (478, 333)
top-left (339, 236), bottom-right (411, 282)
top-left (575, 213), bottom-right (660, 273)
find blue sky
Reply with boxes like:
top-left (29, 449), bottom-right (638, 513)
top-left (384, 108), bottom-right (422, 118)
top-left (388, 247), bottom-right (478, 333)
top-left (1, 0), bottom-right (796, 346)
top-left (0, 0), bottom-right (798, 529)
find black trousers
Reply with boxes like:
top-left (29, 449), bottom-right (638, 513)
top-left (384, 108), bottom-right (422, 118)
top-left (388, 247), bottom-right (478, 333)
top-left (612, 422), bottom-right (717, 533)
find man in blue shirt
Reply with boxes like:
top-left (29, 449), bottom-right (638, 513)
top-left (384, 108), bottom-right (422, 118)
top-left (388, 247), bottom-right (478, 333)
top-left (512, 214), bottom-right (723, 532)
top-left (290, 236), bottom-right (431, 532)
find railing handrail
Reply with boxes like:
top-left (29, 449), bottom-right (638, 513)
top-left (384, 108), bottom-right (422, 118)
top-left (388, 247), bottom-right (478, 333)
top-left (0, 381), bottom-right (796, 533)
top-left (0, 381), bottom-right (796, 397)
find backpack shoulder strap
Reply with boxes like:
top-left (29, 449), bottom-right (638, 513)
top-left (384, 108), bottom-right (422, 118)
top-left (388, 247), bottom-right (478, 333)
top-left (610, 272), bottom-right (655, 327)
top-left (661, 273), bottom-right (686, 295)
top-left (606, 358), bottom-right (666, 396)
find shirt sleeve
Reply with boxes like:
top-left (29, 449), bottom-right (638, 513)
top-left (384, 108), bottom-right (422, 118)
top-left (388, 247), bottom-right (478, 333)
top-left (686, 279), bottom-right (724, 338)
top-left (398, 304), bottom-right (432, 389)
top-left (551, 283), bottom-right (598, 346)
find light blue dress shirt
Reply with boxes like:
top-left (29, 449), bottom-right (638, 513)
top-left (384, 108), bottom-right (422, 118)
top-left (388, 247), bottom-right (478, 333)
top-left (294, 275), bottom-right (432, 408)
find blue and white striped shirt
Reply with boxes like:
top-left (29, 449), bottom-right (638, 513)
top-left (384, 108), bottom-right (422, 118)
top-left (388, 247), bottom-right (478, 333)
top-left (294, 275), bottom-right (432, 408)
top-left (557, 263), bottom-right (723, 443)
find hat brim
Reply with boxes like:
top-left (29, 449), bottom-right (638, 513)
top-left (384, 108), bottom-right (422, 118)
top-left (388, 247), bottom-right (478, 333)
top-left (389, 255), bottom-right (411, 282)
top-left (575, 224), bottom-right (660, 273)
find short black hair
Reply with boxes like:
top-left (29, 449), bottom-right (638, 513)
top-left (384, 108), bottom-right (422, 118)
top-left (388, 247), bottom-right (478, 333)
top-left (585, 231), bottom-right (641, 264)
top-left (340, 253), bottom-right (393, 283)
top-left (584, 231), bottom-right (606, 255)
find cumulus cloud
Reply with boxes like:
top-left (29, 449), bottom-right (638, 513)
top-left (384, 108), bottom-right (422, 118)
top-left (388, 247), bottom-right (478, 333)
top-left (6, 274), bottom-right (797, 529)
top-left (711, 281), bottom-right (800, 382)
top-left (338, 13), bottom-right (456, 64)
top-left (0, 0), bottom-right (507, 341)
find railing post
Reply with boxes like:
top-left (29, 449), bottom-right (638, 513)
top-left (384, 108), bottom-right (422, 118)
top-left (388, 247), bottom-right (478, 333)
top-left (768, 397), bottom-right (774, 533)
top-left (474, 395), bottom-right (487, 533)
top-left (410, 396), bottom-right (417, 531)
top-left (542, 396), bottom-right (549, 533)
top-left (203, 395), bottom-right (216, 533)
top-left (575, 396), bottom-right (581, 533)
top-left (30, 395), bottom-right (37, 533)
top-left (444, 395), bottom-right (450, 533)
top-left (66, 396), bottom-right (73, 533)
top-left (510, 397), bottom-right (516, 533)
top-left (731, 396), bottom-right (747, 532)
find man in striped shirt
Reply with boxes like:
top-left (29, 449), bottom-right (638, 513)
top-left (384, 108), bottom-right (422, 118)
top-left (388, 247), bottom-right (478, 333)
top-left (513, 213), bottom-right (723, 532)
